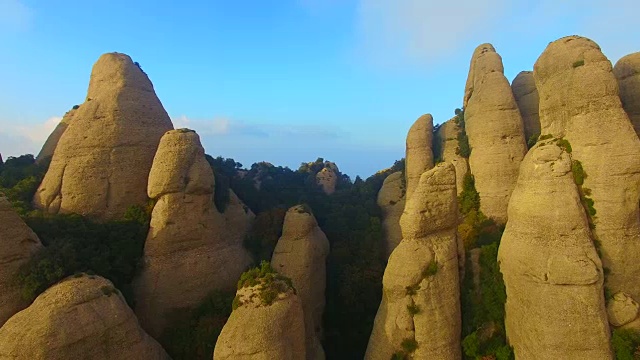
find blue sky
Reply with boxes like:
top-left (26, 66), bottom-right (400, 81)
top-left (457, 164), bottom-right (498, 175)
top-left (0, 0), bottom-right (638, 177)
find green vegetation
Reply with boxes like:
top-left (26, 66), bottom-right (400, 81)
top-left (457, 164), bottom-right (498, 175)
top-left (527, 133), bottom-right (540, 149)
top-left (407, 303), bottom-right (421, 315)
top-left (556, 138), bottom-right (572, 153)
top-left (433, 123), bottom-right (443, 164)
top-left (405, 284), bottom-right (420, 296)
top-left (571, 159), bottom-right (597, 227)
top-left (611, 329), bottom-right (640, 360)
top-left (234, 261), bottom-right (295, 309)
top-left (242, 208), bottom-right (286, 263)
top-left (201, 154), bottom-right (403, 358)
top-left (457, 167), bottom-right (510, 359)
top-left (0, 154), bottom-right (51, 216)
top-left (72, 104), bottom-right (80, 110)
top-left (423, 261), bottom-right (438, 277)
top-left (572, 160), bottom-right (585, 186)
top-left (401, 338), bottom-right (418, 353)
top-left (539, 134), bottom-right (553, 141)
top-left (454, 108), bottom-right (471, 158)
top-left (0, 155), bottom-right (149, 307)
top-left (2, 149), bottom-right (399, 359)
top-left (17, 210), bottom-right (149, 306)
top-left (459, 173), bottom-right (481, 216)
top-left (572, 59), bottom-right (585, 68)
top-left (161, 290), bottom-right (234, 360)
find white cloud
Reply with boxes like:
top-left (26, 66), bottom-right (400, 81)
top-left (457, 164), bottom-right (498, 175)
top-left (15, 116), bottom-right (61, 143)
top-left (0, 0), bottom-right (33, 32)
top-left (354, 0), bottom-right (508, 69)
top-left (353, 0), bottom-right (640, 70)
top-left (0, 116), bottom-right (62, 158)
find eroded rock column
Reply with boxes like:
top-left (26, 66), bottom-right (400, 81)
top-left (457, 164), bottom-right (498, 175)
top-left (271, 205), bottom-right (330, 360)
top-left (498, 140), bottom-right (611, 359)
top-left (366, 163), bottom-right (461, 360)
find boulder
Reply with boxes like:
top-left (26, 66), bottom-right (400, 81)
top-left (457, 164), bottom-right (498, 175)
top-left (498, 140), bottom-right (611, 359)
top-left (36, 107), bottom-right (76, 163)
top-left (0, 196), bottom-right (42, 326)
top-left (405, 114), bottom-right (434, 200)
top-left (534, 36), bottom-right (640, 302)
top-left (0, 275), bottom-right (169, 360)
top-left (511, 71), bottom-right (541, 141)
top-left (133, 129), bottom-right (253, 338)
top-left (464, 43), bottom-right (527, 223)
top-left (376, 172), bottom-right (405, 258)
top-left (316, 167), bottom-right (337, 195)
top-left (33, 52), bottom-right (173, 220)
top-left (271, 205), bottom-right (330, 359)
top-left (365, 163), bottom-right (461, 360)
top-left (607, 292), bottom-right (640, 327)
top-left (614, 52), bottom-right (640, 137)
top-left (214, 267), bottom-right (306, 359)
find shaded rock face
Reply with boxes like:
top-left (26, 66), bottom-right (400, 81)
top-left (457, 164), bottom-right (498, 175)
top-left (534, 36), bottom-right (640, 303)
top-left (464, 43), bottom-right (527, 223)
top-left (366, 163), bottom-right (461, 360)
top-left (214, 281), bottom-right (306, 360)
top-left (376, 172), bottom-right (405, 258)
top-left (405, 114), bottom-right (434, 200)
top-left (36, 107), bottom-right (76, 163)
top-left (0, 275), bottom-right (169, 360)
top-left (33, 52), bottom-right (174, 220)
top-left (435, 117), bottom-right (469, 195)
top-left (0, 196), bottom-right (42, 327)
top-left (498, 141), bottom-right (611, 359)
top-left (614, 52), bottom-right (640, 137)
top-left (511, 71), bottom-right (541, 141)
top-left (271, 205), bottom-right (330, 360)
top-left (133, 129), bottom-right (252, 338)
top-left (315, 167), bottom-right (337, 195)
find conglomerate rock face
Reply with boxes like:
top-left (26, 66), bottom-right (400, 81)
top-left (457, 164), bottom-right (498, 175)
top-left (498, 140), bottom-right (612, 359)
top-left (0, 196), bottom-right (42, 327)
top-left (614, 52), bottom-right (640, 137)
top-left (0, 275), bottom-right (170, 360)
top-left (405, 114), bottom-right (434, 200)
top-left (534, 36), bottom-right (640, 306)
top-left (511, 71), bottom-right (541, 141)
top-left (435, 117), bottom-right (469, 195)
top-left (133, 129), bottom-right (252, 338)
top-left (271, 205), bottom-right (330, 359)
top-left (376, 171), bottom-right (405, 258)
top-left (463, 43), bottom-right (527, 223)
top-left (33, 52), bottom-right (174, 220)
top-left (214, 275), bottom-right (306, 360)
top-left (366, 163), bottom-right (461, 360)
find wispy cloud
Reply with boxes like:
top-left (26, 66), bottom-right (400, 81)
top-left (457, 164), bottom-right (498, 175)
top-left (353, 0), bottom-right (640, 70)
top-left (0, 116), bottom-right (61, 157)
top-left (171, 115), bottom-right (346, 140)
top-left (0, 0), bottom-right (33, 32)
top-left (354, 0), bottom-right (508, 69)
